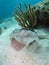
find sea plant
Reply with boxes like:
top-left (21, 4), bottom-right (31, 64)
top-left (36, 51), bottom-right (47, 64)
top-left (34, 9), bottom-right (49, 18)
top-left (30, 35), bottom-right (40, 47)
top-left (14, 3), bottom-right (37, 30)
top-left (14, 0), bottom-right (49, 30)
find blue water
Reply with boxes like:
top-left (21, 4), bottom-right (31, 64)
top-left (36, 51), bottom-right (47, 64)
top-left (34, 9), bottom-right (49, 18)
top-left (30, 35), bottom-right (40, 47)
top-left (0, 0), bottom-right (43, 20)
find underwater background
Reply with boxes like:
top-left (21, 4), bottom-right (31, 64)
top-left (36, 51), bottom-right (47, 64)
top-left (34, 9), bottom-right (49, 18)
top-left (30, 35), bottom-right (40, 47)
top-left (0, 0), bottom-right (43, 21)
top-left (0, 0), bottom-right (49, 65)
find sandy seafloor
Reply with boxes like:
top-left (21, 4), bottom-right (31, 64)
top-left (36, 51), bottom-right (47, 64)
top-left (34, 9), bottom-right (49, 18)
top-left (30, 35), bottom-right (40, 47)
top-left (0, 17), bottom-right (49, 65)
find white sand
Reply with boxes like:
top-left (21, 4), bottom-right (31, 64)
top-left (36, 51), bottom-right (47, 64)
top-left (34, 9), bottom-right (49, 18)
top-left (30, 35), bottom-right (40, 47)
top-left (0, 17), bottom-right (49, 65)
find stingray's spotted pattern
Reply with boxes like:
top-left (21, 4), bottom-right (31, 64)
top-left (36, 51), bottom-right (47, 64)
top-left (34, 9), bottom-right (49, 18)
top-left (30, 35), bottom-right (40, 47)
top-left (32, 0), bottom-right (49, 27)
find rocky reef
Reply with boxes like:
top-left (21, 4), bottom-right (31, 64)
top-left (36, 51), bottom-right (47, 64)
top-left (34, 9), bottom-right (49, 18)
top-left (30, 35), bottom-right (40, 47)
top-left (14, 0), bottom-right (49, 30)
